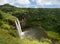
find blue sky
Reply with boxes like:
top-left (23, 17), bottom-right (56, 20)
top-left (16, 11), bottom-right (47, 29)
top-left (0, 0), bottom-right (60, 8)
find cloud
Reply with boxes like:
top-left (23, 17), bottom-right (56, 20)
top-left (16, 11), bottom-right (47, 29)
top-left (0, 0), bottom-right (30, 5)
top-left (0, 0), bottom-right (30, 8)
top-left (0, 0), bottom-right (60, 8)
top-left (6, 0), bottom-right (15, 5)
top-left (35, 0), bottom-right (60, 5)
top-left (0, 0), bottom-right (8, 5)
top-left (0, 0), bottom-right (16, 5)
top-left (15, 0), bottom-right (30, 5)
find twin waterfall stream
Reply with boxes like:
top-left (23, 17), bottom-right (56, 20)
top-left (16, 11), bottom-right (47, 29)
top-left (15, 19), bottom-right (25, 39)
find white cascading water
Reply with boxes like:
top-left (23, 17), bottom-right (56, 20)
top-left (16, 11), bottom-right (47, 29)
top-left (15, 19), bottom-right (25, 38)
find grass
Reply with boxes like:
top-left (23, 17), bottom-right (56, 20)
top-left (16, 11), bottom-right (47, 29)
top-left (17, 38), bottom-right (52, 44)
top-left (47, 31), bottom-right (60, 40)
top-left (0, 29), bottom-right (52, 44)
top-left (0, 29), bottom-right (19, 44)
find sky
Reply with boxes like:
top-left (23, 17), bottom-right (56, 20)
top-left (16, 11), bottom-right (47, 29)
top-left (0, 0), bottom-right (60, 8)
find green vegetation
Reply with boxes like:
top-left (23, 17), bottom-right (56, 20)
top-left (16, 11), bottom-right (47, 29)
top-left (0, 4), bottom-right (60, 44)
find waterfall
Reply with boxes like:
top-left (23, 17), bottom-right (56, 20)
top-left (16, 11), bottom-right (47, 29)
top-left (15, 19), bottom-right (25, 38)
top-left (15, 19), bottom-right (40, 39)
top-left (15, 19), bottom-right (47, 40)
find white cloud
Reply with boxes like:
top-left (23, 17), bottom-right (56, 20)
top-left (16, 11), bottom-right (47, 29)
top-left (34, 5), bottom-right (38, 8)
top-left (8, 0), bottom-right (15, 5)
top-left (35, 0), bottom-right (60, 5)
top-left (0, 0), bottom-right (16, 5)
top-left (8, 0), bottom-right (30, 5)
top-left (15, 0), bottom-right (30, 5)
top-left (0, 0), bottom-right (30, 5)
top-left (0, 0), bottom-right (8, 5)
top-left (0, 0), bottom-right (60, 8)
top-left (15, 4), bottom-right (30, 8)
